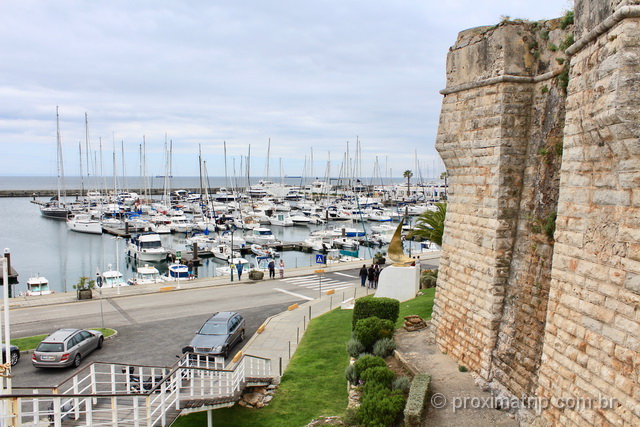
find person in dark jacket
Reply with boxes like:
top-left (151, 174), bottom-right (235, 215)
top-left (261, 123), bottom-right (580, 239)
top-left (268, 259), bottom-right (276, 279)
top-left (367, 265), bottom-right (376, 288)
top-left (373, 264), bottom-right (380, 289)
top-left (359, 264), bottom-right (368, 287)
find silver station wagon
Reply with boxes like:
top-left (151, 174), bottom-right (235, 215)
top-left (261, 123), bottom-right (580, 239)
top-left (183, 312), bottom-right (245, 359)
top-left (32, 328), bottom-right (104, 368)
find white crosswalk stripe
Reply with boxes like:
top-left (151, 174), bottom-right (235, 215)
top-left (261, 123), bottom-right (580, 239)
top-left (281, 275), bottom-right (354, 292)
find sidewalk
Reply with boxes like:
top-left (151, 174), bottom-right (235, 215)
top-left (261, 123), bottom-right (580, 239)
top-left (4, 251), bottom-right (440, 311)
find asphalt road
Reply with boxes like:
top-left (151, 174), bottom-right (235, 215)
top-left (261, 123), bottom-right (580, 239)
top-left (8, 269), bottom-right (358, 387)
top-left (9, 258), bottom-right (439, 388)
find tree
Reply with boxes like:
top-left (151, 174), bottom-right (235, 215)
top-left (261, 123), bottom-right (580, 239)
top-left (409, 202), bottom-right (447, 247)
top-left (403, 170), bottom-right (413, 199)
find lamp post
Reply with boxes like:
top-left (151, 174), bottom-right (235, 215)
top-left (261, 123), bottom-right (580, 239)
top-left (1, 248), bottom-right (12, 395)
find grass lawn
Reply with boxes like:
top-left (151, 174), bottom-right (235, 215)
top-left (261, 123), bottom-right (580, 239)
top-left (8, 328), bottom-right (117, 351)
top-left (396, 287), bottom-right (436, 327)
top-left (173, 308), bottom-right (353, 427)
top-left (174, 287), bottom-right (437, 426)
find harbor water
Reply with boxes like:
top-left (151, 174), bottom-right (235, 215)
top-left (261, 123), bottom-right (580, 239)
top-left (0, 197), bottom-right (427, 296)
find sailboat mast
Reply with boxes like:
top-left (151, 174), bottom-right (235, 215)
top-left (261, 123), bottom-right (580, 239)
top-left (224, 141), bottom-right (228, 189)
top-left (56, 106), bottom-right (62, 203)
top-left (265, 138), bottom-right (270, 180)
top-left (79, 141), bottom-right (84, 197)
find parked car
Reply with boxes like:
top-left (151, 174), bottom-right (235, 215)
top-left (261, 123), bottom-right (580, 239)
top-left (1, 344), bottom-right (20, 366)
top-left (182, 312), bottom-right (245, 359)
top-left (32, 328), bottom-right (104, 368)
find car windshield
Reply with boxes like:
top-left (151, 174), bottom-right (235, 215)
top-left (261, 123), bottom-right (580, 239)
top-left (199, 321), bottom-right (227, 335)
top-left (37, 342), bottom-right (64, 352)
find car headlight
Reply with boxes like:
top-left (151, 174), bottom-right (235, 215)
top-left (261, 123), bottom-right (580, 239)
top-left (213, 346), bottom-right (223, 353)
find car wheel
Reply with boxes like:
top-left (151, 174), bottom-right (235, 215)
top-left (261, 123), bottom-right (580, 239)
top-left (97, 336), bottom-right (104, 349)
top-left (10, 351), bottom-right (19, 366)
top-left (73, 354), bottom-right (82, 368)
top-left (223, 346), bottom-right (229, 359)
top-left (239, 329), bottom-right (245, 342)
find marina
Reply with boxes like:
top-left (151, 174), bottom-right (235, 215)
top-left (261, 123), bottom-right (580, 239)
top-left (0, 176), bottom-right (444, 295)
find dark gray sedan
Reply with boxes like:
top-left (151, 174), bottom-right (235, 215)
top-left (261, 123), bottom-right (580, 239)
top-left (183, 312), bottom-right (245, 359)
top-left (1, 344), bottom-right (20, 366)
top-left (32, 328), bottom-right (104, 368)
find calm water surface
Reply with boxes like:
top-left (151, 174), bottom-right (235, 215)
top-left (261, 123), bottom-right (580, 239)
top-left (0, 197), bottom-right (389, 295)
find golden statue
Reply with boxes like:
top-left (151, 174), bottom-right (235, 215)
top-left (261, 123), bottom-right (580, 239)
top-left (387, 218), bottom-right (415, 266)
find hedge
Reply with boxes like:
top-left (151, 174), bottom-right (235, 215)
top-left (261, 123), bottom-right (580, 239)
top-left (352, 295), bottom-right (400, 329)
top-left (353, 317), bottom-right (395, 351)
top-left (403, 374), bottom-right (432, 427)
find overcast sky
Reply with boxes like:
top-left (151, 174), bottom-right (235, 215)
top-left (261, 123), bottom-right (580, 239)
top-left (0, 0), bottom-right (571, 179)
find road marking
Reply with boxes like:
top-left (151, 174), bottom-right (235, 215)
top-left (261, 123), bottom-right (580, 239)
top-left (334, 272), bottom-right (357, 278)
top-left (273, 288), bottom-right (315, 301)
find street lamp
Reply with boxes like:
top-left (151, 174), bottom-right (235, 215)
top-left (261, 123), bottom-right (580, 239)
top-left (2, 248), bottom-right (12, 395)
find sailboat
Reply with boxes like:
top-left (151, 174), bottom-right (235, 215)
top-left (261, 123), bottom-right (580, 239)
top-left (40, 107), bottom-right (71, 220)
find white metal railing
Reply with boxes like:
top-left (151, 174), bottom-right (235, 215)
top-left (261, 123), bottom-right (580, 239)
top-left (0, 353), bottom-right (271, 426)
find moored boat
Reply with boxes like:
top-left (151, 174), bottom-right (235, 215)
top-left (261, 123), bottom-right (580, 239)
top-left (126, 233), bottom-right (168, 262)
top-left (26, 276), bottom-right (52, 296)
top-left (128, 264), bottom-right (165, 285)
top-left (67, 214), bottom-right (103, 235)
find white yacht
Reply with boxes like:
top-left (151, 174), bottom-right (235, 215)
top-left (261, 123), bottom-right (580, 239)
top-left (126, 233), bottom-right (168, 263)
top-left (100, 268), bottom-right (129, 288)
top-left (67, 214), bottom-right (103, 235)
top-left (244, 227), bottom-right (280, 245)
top-left (26, 276), bottom-right (52, 296)
top-left (269, 212), bottom-right (294, 227)
top-left (128, 264), bottom-right (165, 285)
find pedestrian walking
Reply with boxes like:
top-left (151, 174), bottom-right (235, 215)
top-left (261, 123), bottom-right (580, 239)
top-left (373, 264), bottom-right (380, 289)
top-left (187, 260), bottom-right (194, 280)
top-left (367, 265), bottom-right (375, 288)
top-left (268, 259), bottom-right (276, 279)
top-left (236, 262), bottom-right (244, 280)
top-left (279, 259), bottom-right (285, 278)
top-left (359, 264), bottom-right (368, 287)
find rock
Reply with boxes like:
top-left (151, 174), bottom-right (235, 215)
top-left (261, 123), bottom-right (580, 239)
top-left (237, 400), bottom-right (247, 407)
top-left (263, 395), bottom-right (273, 404)
top-left (243, 392), bottom-right (262, 406)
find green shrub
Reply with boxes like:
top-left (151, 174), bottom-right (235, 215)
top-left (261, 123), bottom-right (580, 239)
top-left (559, 33), bottom-right (575, 51)
top-left (458, 365), bottom-right (468, 372)
top-left (361, 366), bottom-right (395, 388)
top-left (354, 354), bottom-right (386, 380)
top-left (560, 10), bottom-right (574, 29)
top-left (345, 337), bottom-right (365, 358)
top-left (404, 374), bottom-right (432, 427)
top-left (344, 364), bottom-right (358, 384)
top-left (392, 376), bottom-right (411, 393)
top-left (354, 317), bottom-right (395, 351)
top-left (357, 384), bottom-right (405, 427)
top-left (373, 337), bottom-right (397, 358)
top-left (352, 295), bottom-right (400, 329)
top-left (420, 269), bottom-right (438, 288)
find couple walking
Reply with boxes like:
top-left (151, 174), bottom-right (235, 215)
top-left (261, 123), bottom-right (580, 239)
top-left (359, 264), bottom-right (380, 289)
top-left (268, 259), bottom-right (285, 279)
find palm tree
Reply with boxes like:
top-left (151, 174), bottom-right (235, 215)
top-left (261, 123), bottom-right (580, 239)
top-left (403, 170), bottom-right (413, 200)
top-left (409, 202), bottom-right (447, 247)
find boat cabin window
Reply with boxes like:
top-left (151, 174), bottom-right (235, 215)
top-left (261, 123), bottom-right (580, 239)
top-left (140, 241), bottom-right (162, 249)
top-left (257, 230), bottom-right (273, 236)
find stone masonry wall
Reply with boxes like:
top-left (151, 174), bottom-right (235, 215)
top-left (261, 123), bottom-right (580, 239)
top-left (536, 2), bottom-right (640, 425)
top-left (433, 19), bottom-right (568, 391)
top-left (433, 1), bottom-right (640, 425)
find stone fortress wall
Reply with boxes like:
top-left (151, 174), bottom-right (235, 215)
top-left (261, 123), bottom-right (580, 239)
top-left (431, 0), bottom-right (639, 425)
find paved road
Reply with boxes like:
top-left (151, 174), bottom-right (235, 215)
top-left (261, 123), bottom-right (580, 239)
top-left (9, 269), bottom-right (362, 387)
top-left (8, 256), bottom-right (440, 389)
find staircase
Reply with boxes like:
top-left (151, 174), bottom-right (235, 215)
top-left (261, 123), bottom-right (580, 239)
top-left (0, 353), bottom-right (272, 426)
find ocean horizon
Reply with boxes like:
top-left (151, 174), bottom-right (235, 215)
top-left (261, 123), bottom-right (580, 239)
top-left (0, 175), bottom-right (439, 192)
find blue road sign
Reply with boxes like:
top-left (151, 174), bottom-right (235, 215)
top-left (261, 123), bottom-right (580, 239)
top-left (315, 254), bottom-right (326, 264)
